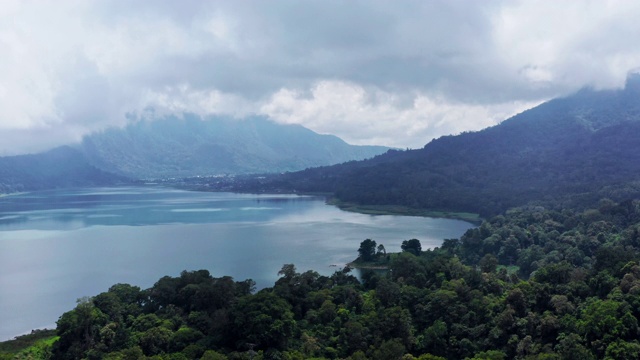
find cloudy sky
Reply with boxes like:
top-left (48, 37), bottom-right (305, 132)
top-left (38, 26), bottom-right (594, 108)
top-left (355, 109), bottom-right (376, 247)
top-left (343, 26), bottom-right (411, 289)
top-left (1, 0), bottom-right (640, 155)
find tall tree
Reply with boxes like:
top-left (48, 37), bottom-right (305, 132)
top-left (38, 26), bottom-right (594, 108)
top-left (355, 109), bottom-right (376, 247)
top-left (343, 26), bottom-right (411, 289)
top-left (358, 239), bottom-right (377, 261)
top-left (401, 239), bottom-right (422, 256)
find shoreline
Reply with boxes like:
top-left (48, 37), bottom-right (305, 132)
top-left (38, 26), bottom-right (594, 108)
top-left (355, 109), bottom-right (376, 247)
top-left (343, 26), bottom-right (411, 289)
top-left (327, 199), bottom-right (482, 225)
top-left (174, 186), bottom-right (483, 225)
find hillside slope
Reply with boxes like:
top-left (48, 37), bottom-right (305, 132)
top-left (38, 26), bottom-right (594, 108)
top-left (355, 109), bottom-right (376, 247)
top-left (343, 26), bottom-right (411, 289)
top-left (80, 115), bottom-right (390, 179)
top-left (229, 74), bottom-right (640, 216)
top-left (0, 146), bottom-right (128, 194)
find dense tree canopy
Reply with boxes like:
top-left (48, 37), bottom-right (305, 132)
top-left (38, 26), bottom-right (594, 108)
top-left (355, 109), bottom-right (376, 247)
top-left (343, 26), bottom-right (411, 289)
top-left (40, 199), bottom-right (640, 359)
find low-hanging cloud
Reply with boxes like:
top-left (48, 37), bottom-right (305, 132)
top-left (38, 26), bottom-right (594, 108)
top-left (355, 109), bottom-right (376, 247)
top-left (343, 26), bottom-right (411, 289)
top-left (1, 0), bottom-right (639, 154)
top-left (261, 80), bottom-right (540, 149)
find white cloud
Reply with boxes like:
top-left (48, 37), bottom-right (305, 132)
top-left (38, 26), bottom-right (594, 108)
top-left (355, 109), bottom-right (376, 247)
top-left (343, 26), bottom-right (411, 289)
top-left (261, 81), bottom-right (539, 148)
top-left (0, 0), bottom-right (639, 154)
top-left (493, 0), bottom-right (640, 90)
top-left (140, 85), bottom-right (256, 119)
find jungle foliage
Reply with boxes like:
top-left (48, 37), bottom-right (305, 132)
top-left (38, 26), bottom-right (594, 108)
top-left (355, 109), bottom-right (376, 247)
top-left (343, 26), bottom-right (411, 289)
top-left (45, 199), bottom-right (640, 360)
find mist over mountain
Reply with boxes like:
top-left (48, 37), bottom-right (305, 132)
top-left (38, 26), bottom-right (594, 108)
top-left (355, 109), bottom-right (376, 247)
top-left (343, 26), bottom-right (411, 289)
top-left (0, 115), bottom-right (390, 193)
top-left (79, 115), bottom-right (390, 179)
top-left (229, 74), bottom-right (640, 217)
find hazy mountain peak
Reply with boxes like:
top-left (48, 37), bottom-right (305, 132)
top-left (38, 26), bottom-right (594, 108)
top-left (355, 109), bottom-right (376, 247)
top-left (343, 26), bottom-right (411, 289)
top-left (80, 114), bottom-right (390, 179)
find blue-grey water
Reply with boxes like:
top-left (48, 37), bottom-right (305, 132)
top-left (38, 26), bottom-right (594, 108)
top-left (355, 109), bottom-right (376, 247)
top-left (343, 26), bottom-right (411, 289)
top-left (0, 186), bottom-right (474, 340)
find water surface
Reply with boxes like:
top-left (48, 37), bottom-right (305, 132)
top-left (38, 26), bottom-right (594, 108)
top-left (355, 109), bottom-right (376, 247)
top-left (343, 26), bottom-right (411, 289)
top-left (0, 186), bottom-right (474, 340)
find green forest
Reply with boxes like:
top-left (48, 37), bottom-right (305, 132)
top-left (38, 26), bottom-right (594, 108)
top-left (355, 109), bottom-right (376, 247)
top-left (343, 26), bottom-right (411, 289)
top-left (6, 199), bottom-right (640, 359)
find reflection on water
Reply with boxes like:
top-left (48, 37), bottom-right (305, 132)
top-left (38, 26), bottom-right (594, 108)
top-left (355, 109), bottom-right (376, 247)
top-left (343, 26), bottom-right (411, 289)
top-left (0, 188), bottom-right (312, 230)
top-left (0, 186), bottom-right (474, 340)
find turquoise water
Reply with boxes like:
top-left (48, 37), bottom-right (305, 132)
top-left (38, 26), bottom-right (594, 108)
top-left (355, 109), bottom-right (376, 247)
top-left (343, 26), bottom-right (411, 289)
top-left (0, 186), bottom-right (474, 340)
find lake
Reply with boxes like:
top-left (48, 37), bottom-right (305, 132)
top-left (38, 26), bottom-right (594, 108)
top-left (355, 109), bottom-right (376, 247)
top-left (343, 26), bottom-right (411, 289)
top-left (0, 186), bottom-right (474, 340)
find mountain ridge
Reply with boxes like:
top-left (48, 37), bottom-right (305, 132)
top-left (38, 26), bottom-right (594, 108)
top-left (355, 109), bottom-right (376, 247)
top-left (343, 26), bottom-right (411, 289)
top-left (222, 75), bottom-right (640, 217)
top-left (0, 146), bottom-right (128, 194)
top-left (79, 114), bottom-right (390, 179)
top-left (0, 115), bottom-right (391, 193)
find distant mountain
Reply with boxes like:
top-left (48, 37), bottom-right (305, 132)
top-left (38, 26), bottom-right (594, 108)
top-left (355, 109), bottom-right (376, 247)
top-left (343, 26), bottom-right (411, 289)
top-left (228, 74), bottom-right (640, 217)
top-left (0, 146), bottom-right (128, 194)
top-left (79, 115), bottom-right (390, 179)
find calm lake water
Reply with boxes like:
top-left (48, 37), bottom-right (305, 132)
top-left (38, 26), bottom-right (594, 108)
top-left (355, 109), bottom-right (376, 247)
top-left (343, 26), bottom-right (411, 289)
top-left (0, 186), bottom-right (474, 340)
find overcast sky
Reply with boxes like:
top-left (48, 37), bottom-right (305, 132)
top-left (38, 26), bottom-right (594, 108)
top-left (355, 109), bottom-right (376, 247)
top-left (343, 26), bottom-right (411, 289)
top-left (1, 0), bottom-right (640, 155)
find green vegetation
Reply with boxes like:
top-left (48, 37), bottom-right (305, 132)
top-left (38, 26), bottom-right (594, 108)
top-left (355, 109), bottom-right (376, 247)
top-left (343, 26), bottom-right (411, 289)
top-left (349, 239), bottom-right (393, 269)
top-left (0, 329), bottom-right (57, 360)
top-left (32, 198), bottom-right (640, 359)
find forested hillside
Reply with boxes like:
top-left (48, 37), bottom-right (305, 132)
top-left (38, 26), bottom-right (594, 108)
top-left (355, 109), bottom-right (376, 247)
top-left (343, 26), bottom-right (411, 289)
top-left (0, 146), bottom-right (127, 194)
top-left (228, 75), bottom-right (640, 217)
top-left (80, 115), bottom-right (389, 179)
top-left (32, 199), bottom-right (640, 360)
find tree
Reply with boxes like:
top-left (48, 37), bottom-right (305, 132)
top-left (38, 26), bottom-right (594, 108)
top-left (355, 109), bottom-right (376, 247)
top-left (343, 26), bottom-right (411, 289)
top-left (419, 320), bottom-right (448, 357)
top-left (358, 239), bottom-right (377, 261)
top-left (578, 299), bottom-right (637, 357)
top-left (278, 264), bottom-right (297, 280)
top-left (138, 326), bottom-right (172, 356)
top-left (401, 239), bottom-right (422, 256)
top-left (377, 244), bottom-right (387, 256)
top-left (375, 279), bottom-right (401, 307)
top-left (52, 297), bottom-right (108, 360)
top-left (231, 292), bottom-right (297, 350)
top-left (555, 333), bottom-right (595, 360)
top-left (371, 338), bottom-right (405, 360)
top-left (479, 253), bottom-right (499, 273)
top-left (605, 340), bottom-right (640, 360)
